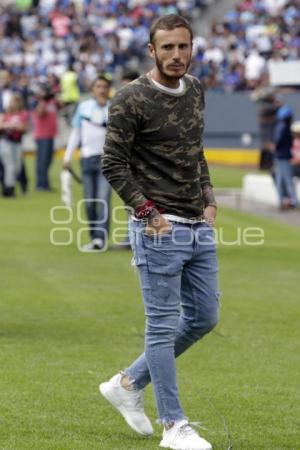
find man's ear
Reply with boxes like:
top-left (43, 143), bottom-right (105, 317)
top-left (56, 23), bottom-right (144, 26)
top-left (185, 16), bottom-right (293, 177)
top-left (148, 43), bottom-right (155, 59)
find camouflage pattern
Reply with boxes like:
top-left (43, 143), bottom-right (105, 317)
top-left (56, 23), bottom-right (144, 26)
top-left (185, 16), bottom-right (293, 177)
top-left (102, 74), bottom-right (216, 219)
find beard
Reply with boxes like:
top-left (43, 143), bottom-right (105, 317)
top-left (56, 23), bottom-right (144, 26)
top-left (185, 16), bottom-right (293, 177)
top-left (155, 54), bottom-right (191, 80)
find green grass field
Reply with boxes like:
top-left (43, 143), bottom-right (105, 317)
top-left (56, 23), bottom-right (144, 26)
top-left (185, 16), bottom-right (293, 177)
top-left (0, 159), bottom-right (299, 450)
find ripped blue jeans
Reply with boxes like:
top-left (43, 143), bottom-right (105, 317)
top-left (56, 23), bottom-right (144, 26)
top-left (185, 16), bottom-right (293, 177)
top-left (126, 219), bottom-right (220, 424)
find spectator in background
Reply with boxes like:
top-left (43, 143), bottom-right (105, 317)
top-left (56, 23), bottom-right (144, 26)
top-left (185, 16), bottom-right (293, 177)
top-left (60, 63), bottom-right (80, 124)
top-left (273, 105), bottom-right (298, 210)
top-left (244, 45), bottom-right (266, 89)
top-left (15, 72), bottom-right (33, 109)
top-left (49, 3), bottom-right (73, 39)
top-left (0, 70), bottom-right (16, 113)
top-left (0, 70), bottom-right (16, 194)
top-left (31, 82), bottom-right (58, 191)
top-left (63, 74), bottom-right (112, 252)
top-left (0, 93), bottom-right (29, 197)
top-left (291, 121), bottom-right (300, 177)
top-left (252, 87), bottom-right (279, 170)
top-left (47, 73), bottom-right (61, 98)
top-left (15, 71), bottom-right (33, 193)
top-left (223, 62), bottom-right (247, 92)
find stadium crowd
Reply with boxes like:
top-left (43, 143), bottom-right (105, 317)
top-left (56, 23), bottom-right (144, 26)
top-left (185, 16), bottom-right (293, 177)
top-left (0, 0), bottom-right (204, 93)
top-left (0, 0), bottom-right (209, 144)
top-left (191, 0), bottom-right (300, 91)
top-left (0, 0), bottom-right (300, 91)
top-left (1, 0), bottom-right (299, 95)
top-left (0, 0), bottom-right (300, 209)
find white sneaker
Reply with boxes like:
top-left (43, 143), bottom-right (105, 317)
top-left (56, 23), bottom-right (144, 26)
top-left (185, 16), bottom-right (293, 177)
top-left (99, 373), bottom-right (153, 436)
top-left (159, 420), bottom-right (212, 450)
top-left (81, 238), bottom-right (105, 252)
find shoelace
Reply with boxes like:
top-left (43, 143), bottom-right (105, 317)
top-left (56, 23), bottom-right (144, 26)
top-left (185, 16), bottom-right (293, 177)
top-left (133, 389), bottom-right (145, 410)
top-left (179, 423), bottom-right (198, 438)
top-left (124, 388), bottom-right (145, 411)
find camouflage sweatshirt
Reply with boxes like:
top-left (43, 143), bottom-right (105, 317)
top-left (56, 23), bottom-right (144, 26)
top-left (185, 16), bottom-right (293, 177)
top-left (102, 74), bottom-right (216, 219)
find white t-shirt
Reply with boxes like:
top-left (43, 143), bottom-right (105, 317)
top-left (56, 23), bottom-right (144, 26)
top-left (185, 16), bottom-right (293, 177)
top-left (64, 97), bottom-right (110, 161)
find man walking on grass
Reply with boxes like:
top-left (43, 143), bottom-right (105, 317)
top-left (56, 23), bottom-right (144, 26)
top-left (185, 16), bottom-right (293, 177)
top-left (100, 14), bottom-right (219, 450)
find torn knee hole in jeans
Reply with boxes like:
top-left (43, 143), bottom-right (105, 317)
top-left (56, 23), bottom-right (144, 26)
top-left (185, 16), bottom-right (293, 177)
top-left (145, 254), bottom-right (181, 300)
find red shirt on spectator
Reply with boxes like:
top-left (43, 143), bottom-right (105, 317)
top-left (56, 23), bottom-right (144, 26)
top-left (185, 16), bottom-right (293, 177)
top-left (31, 99), bottom-right (58, 140)
top-left (2, 110), bottom-right (29, 142)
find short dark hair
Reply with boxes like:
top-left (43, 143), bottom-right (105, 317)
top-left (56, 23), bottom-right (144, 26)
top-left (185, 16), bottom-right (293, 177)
top-left (91, 73), bottom-right (112, 88)
top-left (122, 70), bottom-right (140, 82)
top-left (149, 14), bottom-right (193, 44)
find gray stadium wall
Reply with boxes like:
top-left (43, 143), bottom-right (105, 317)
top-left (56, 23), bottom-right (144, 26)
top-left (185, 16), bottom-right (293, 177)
top-left (204, 91), bottom-right (300, 149)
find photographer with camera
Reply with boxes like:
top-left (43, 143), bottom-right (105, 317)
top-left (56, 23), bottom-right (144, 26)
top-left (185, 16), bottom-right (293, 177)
top-left (63, 74), bottom-right (112, 251)
top-left (32, 82), bottom-right (58, 192)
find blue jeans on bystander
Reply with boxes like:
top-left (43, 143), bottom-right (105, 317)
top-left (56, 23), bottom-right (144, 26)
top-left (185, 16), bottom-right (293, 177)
top-left (80, 155), bottom-right (112, 242)
top-left (36, 138), bottom-right (54, 190)
top-left (275, 158), bottom-right (298, 206)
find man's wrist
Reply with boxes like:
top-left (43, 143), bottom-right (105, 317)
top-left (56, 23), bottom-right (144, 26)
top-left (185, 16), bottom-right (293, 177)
top-left (146, 208), bottom-right (160, 224)
top-left (205, 203), bottom-right (217, 209)
top-left (135, 200), bottom-right (158, 219)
